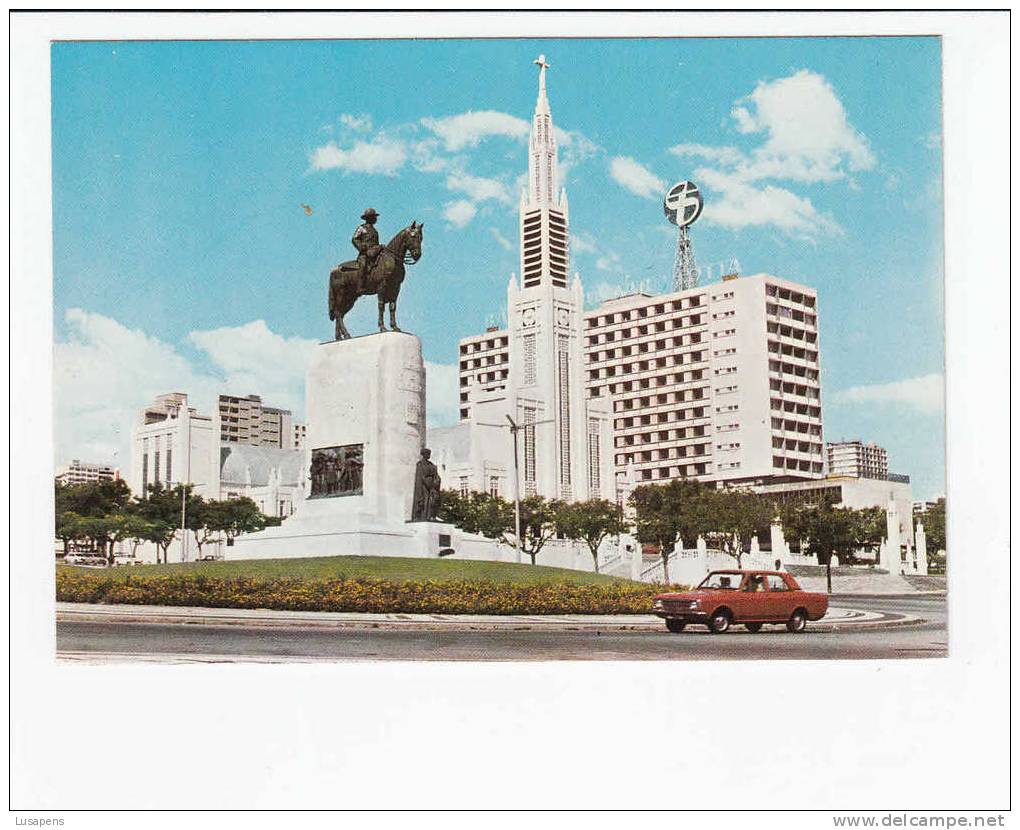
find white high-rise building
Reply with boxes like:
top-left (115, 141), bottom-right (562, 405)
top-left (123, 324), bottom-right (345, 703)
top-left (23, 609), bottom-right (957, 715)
top-left (826, 440), bottom-right (888, 480)
top-left (430, 55), bottom-right (615, 503)
top-left (586, 273), bottom-right (825, 491)
top-left (55, 459), bottom-right (121, 486)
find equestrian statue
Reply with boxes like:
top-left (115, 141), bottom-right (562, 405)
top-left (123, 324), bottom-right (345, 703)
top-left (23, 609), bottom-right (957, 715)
top-left (328, 207), bottom-right (424, 340)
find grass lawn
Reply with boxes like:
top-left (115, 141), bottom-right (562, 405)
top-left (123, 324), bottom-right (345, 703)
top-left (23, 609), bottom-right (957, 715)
top-left (57, 555), bottom-right (634, 586)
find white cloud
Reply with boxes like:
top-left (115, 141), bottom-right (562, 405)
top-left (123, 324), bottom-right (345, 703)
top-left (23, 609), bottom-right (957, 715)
top-left (421, 110), bottom-right (529, 151)
top-left (445, 171), bottom-right (512, 204)
top-left (663, 70), bottom-right (874, 237)
top-left (339, 113), bottom-right (373, 132)
top-left (55, 310), bottom-right (464, 472)
top-left (571, 232), bottom-right (598, 254)
top-left (670, 143), bottom-right (744, 166)
top-left (443, 200), bottom-right (477, 229)
top-left (309, 137), bottom-right (407, 175)
top-left (188, 319), bottom-right (317, 416)
top-left (730, 69), bottom-right (874, 183)
top-left (54, 309), bottom-right (221, 468)
top-left (595, 250), bottom-right (622, 272)
top-left (836, 373), bottom-right (944, 416)
top-left (697, 167), bottom-right (841, 236)
top-left (489, 227), bottom-right (513, 251)
top-left (609, 156), bottom-right (666, 199)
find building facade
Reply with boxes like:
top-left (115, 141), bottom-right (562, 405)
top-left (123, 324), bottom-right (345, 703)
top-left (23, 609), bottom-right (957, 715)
top-left (432, 55), bottom-right (615, 503)
top-left (55, 459), bottom-right (121, 486)
top-left (128, 393), bottom-right (220, 500)
top-left (218, 393), bottom-right (298, 449)
top-left (129, 393), bottom-right (305, 513)
top-left (586, 273), bottom-right (825, 492)
top-left (826, 440), bottom-right (889, 480)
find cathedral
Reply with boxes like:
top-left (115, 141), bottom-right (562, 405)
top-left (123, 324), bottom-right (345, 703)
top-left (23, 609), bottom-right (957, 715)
top-left (427, 56), bottom-right (616, 504)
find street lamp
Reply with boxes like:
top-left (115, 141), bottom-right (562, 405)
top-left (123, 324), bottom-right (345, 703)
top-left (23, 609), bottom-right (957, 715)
top-left (476, 415), bottom-right (554, 562)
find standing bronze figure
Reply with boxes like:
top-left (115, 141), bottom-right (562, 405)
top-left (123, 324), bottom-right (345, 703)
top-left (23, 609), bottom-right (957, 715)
top-left (329, 211), bottom-right (424, 340)
top-left (411, 448), bottom-right (441, 521)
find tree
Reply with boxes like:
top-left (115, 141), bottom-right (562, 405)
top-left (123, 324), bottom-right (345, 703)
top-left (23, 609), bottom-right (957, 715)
top-left (921, 498), bottom-right (946, 554)
top-left (55, 478), bottom-right (132, 554)
top-left (132, 483), bottom-right (203, 563)
top-left (439, 490), bottom-right (563, 565)
top-left (706, 489), bottom-right (772, 568)
top-left (214, 497), bottom-right (267, 544)
top-left (517, 496), bottom-right (564, 565)
top-left (630, 478), bottom-right (714, 582)
top-left (556, 499), bottom-right (627, 573)
top-left (782, 501), bottom-right (866, 593)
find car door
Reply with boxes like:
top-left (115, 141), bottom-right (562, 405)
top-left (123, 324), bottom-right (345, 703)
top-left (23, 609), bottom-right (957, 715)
top-left (765, 573), bottom-right (797, 620)
top-left (736, 573), bottom-right (770, 621)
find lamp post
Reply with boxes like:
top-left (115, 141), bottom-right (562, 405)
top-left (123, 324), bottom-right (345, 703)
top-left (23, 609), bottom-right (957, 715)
top-left (476, 415), bottom-right (554, 562)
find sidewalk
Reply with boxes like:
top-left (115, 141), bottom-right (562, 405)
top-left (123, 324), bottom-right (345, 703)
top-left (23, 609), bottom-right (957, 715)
top-left (56, 602), bottom-right (922, 632)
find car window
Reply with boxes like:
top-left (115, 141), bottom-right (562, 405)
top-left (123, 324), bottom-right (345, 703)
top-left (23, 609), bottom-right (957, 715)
top-left (699, 572), bottom-right (743, 590)
top-left (744, 574), bottom-right (767, 593)
top-left (766, 575), bottom-right (790, 591)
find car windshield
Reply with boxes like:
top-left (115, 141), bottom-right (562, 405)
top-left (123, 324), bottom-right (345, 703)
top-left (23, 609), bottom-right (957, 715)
top-left (698, 572), bottom-right (743, 590)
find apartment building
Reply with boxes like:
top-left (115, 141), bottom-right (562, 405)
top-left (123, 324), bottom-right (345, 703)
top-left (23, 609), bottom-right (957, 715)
top-left (55, 459), bottom-right (121, 486)
top-left (581, 272), bottom-right (824, 489)
top-left (218, 394), bottom-right (295, 449)
top-left (826, 440), bottom-right (889, 480)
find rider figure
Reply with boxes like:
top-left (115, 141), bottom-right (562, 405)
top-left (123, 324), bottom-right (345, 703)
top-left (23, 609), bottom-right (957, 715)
top-left (352, 208), bottom-right (382, 294)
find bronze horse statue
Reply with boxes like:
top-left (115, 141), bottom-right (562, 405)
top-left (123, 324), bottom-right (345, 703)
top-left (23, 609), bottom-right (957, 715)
top-left (329, 221), bottom-right (423, 340)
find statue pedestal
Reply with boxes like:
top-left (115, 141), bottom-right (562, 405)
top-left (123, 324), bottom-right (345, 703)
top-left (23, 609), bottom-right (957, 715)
top-left (230, 332), bottom-right (470, 560)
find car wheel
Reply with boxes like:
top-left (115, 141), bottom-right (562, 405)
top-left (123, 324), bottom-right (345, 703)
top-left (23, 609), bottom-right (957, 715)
top-left (708, 609), bottom-right (731, 634)
top-left (665, 619), bottom-right (686, 633)
top-left (787, 609), bottom-right (808, 633)
top-left (745, 622), bottom-right (763, 633)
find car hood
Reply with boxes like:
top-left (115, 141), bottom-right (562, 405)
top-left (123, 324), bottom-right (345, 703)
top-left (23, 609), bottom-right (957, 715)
top-left (654, 589), bottom-right (719, 601)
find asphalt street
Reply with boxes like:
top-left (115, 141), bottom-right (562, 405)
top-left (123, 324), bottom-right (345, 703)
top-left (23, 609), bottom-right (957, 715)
top-left (57, 595), bottom-right (947, 662)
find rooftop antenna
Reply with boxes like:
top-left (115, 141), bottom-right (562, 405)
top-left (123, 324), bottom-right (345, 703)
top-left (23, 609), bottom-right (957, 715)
top-left (663, 180), bottom-right (704, 292)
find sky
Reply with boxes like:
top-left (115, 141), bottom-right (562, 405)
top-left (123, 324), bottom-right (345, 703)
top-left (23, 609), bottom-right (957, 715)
top-left (51, 37), bottom-right (946, 499)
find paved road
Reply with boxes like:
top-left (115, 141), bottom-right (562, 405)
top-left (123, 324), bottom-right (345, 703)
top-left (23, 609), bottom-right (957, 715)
top-left (57, 595), bottom-right (947, 662)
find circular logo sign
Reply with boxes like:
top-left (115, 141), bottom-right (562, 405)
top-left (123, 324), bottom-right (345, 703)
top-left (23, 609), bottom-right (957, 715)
top-left (663, 180), bottom-right (703, 228)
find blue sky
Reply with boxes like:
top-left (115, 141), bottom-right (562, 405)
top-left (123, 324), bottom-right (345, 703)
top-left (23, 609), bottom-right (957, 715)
top-left (52, 37), bottom-right (946, 499)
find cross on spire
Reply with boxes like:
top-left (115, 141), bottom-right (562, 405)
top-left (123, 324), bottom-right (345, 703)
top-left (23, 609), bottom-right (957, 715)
top-left (534, 53), bottom-right (550, 106)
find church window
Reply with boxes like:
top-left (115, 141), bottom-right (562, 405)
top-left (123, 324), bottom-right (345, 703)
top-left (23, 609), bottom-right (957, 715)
top-left (523, 334), bottom-right (537, 385)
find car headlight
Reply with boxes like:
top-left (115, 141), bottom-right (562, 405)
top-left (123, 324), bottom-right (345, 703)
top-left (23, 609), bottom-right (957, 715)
top-left (653, 599), bottom-right (664, 610)
top-left (689, 600), bottom-right (700, 609)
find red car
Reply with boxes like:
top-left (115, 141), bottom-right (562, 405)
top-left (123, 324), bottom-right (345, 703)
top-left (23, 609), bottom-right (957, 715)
top-left (652, 570), bottom-right (829, 634)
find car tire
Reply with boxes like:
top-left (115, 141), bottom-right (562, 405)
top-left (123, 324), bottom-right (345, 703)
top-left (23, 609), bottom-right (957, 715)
top-left (708, 609), bottom-right (731, 634)
top-left (745, 622), bottom-right (763, 633)
top-left (787, 609), bottom-right (808, 633)
top-left (665, 619), bottom-right (686, 633)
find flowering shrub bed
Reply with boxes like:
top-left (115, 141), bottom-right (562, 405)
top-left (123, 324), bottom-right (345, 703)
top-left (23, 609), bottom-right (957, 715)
top-left (56, 569), bottom-right (685, 615)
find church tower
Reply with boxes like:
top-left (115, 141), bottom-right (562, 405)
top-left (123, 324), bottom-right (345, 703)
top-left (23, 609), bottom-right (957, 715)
top-left (438, 55), bottom-right (615, 509)
top-left (505, 55), bottom-right (597, 502)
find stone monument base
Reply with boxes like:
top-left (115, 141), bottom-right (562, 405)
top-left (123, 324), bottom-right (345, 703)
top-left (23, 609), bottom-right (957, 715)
top-left (226, 331), bottom-right (502, 563)
top-left (228, 514), bottom-right (480, 560)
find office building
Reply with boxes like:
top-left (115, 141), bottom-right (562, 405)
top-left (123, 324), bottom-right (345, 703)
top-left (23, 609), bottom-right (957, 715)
top-left (826, 440), bottom-right (889, 480)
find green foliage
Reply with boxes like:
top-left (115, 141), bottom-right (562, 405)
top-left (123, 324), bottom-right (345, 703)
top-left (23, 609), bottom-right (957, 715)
top-left (437, 490), bottom-right (564, 565)
top-left (781, 500), bottom-right (867, 566)
top-left (438, 489), bottom-right (514, 542)
top-left (705, 488), bottom-right (772, 566)
top-left (59, 555), bottom-right (632, 586)
top-left (56, 564), bottom-right (687, 615)
top-left (631, 479), bottom-right (716, 581)
top-left (920, 498), bottom-right (946, 553)
top-left (556, 499), bottom-right (627, 573)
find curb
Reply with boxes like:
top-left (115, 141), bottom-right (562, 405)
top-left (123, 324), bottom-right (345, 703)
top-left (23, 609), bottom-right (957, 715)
top-left (56, 603), bottom-right (924, 633)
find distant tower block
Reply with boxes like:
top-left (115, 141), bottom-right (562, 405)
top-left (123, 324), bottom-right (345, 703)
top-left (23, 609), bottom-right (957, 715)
top-left (663, 180), bottom-right (704, 292)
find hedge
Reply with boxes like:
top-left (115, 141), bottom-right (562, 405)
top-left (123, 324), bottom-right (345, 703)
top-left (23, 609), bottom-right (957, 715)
top-left (56, 570), bottom-right (687, 615)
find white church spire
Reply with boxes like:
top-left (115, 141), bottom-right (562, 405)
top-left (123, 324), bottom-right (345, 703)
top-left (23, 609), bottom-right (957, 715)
top-left (520, 54), bottom-right (568, 290)
top-left (528, 53), bottom-right (558, 208)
